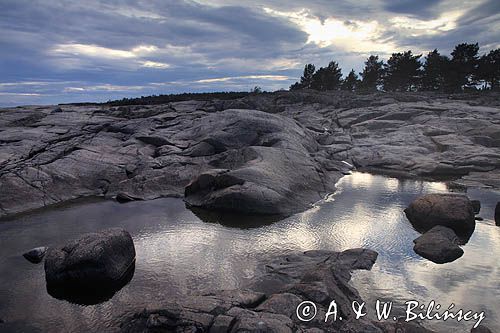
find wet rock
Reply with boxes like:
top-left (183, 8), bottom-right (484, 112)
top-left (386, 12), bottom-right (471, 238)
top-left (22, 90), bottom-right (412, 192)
top-left (405, 193), bottom-right (475, 238)
top-left (413, 226), bottom-right (464, 264)
top-left (23, 246), bottom-right (48, 264)
top-left (475, 216), bottom-right (484, 221)
top-left (496, 202), bottom-right (500, 226)
top-left (471, 200), bottom-right (481, 214)
top-left (44, 228), bottom-right (135, 303)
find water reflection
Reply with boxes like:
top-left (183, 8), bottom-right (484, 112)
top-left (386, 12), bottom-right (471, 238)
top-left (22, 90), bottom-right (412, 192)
top-left (0, 172), bottom-right (498, 332)
top-left (188, 206), bottom-right (284, 228)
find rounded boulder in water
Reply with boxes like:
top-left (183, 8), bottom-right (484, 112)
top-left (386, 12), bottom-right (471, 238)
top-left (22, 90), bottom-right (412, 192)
top-left (44, 228), bottom-right (136, 293)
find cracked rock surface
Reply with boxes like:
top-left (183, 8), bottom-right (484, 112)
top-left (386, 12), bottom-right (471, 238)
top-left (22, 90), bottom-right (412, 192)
top-left (120, 249), bottom-right (397, 333)
top-left (1, 91), bottom-right (499, 217)
top-left (120, 249), bottom-right (435, 332)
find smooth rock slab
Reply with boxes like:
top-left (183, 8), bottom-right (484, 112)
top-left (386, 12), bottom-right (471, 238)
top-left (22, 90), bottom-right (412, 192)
top-left (413, 226), bottom-right (464, 264)
top-left (23, 246), bottom-right (48, 264)
top-left (44, 228), bottom-right (135, 304)
top-left (405, 193), bottom-right (475, 239)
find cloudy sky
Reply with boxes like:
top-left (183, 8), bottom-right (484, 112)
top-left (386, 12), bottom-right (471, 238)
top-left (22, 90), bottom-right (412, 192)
top-left (0, 0), bottom-right (499, 106)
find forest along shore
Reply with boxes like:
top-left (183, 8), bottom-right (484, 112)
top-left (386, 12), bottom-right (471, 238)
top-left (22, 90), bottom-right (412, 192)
top-left (0, 90), bottom-right (499, 218)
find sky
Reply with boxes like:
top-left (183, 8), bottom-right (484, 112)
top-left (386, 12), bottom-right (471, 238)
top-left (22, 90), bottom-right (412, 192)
top-left (0, 0), bottom-right (499, 106)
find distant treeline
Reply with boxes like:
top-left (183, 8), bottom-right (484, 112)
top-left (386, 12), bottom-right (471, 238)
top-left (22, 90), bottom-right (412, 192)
top-left (106, 91), bottom-right (263, 106)
top-left (290, 43), bottom-right (500, 92)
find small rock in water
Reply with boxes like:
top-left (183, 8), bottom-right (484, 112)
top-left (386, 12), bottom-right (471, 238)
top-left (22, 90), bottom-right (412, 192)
top-left (471, 200), bottom-right (481, 214)
top-left (413, 226), bottom-right (464, 264)
top-left (23, 246), bottom-right (48, 264)
top-left (496, 202), bottom-right (500, 226)
top-left (475, 216), bottom-right (484, 221)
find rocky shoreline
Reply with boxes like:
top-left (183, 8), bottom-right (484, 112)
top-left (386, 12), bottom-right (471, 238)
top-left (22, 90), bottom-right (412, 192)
top-left (1, 90), bottom-right (499, 218)
top-left (1, 91), bottom-right (499, 332)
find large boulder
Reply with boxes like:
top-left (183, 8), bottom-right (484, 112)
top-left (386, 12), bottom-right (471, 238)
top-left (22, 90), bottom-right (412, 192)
top-left (45, 228), bottom-right (135, 303)
top-left (183, 110), bottom-right (339, 215)
top-left (413, 226), bottom-right (464, 264)
top-left (405, 193), bottom-right (475, 238)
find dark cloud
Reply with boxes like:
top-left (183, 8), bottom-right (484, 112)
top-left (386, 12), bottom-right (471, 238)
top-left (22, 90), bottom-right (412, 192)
top-left (458, 0), bottom-right (500, 25)
top-left (382, 0), bottom-right (444, 18)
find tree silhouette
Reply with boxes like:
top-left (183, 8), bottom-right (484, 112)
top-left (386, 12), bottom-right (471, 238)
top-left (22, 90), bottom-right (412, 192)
top-left (421, 49), bottom-right (450, 91)
top-left (310, 61), bottom-right (343, 91)
top-left (447, 43), bottom-right (480, 91)
top-left (359, 55), bottom-right (384, 91)
top-left (341, 69), bottom-right (360, 91)
top-left (289, 42), bottom-right (495, 93)
top-left (477, 48), bottom-right (500, 90)
top-left (289, 82), bottom-right (302, 91)
top-left (300, 64), bottom-right (316, 89)
top-left (383, 51), bottom-right (422, 91)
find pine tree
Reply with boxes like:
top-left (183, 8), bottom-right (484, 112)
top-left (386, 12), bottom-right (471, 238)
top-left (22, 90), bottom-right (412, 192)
top-left (446, 43), bottom-right (480, 91)
top-left (477, 48), bottom-right (500, 90)
top-left (421, 49), bottom-right (450, 91)
top-left (311, 61), bottom-right (343, 91)
top-left (359, 55), bottom-right (384, 91)
top-left (300, 64), bottom-right (316, 89)
top-left (383, 51), bottom-right (422, 92)
top-left (341, 69), bottom-right (360, 91)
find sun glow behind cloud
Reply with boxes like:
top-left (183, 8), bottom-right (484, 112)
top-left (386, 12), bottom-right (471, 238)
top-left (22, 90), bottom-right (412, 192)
top-left (264, 7), bottom-right (397, 53)
top-left (263, 6), bottom-right (466, 54)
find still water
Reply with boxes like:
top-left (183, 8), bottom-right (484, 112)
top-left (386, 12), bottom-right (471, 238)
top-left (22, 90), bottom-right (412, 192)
top-left (0, 172), bottom-right (499, 332)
